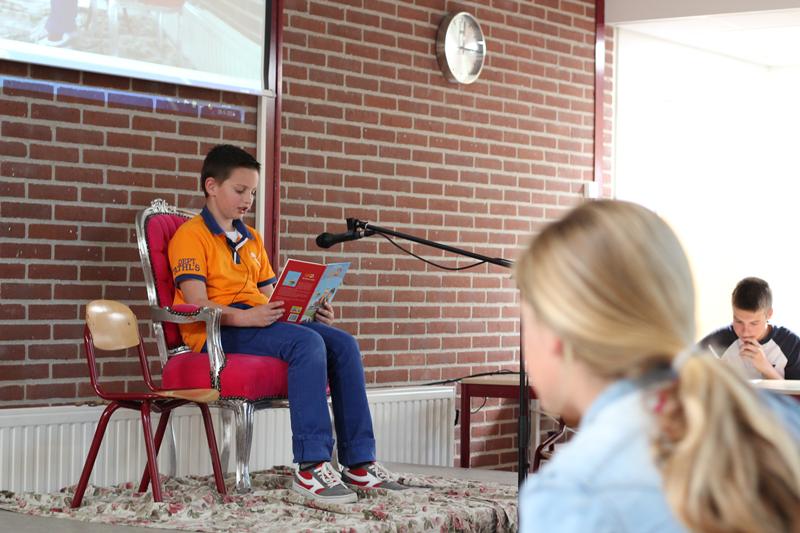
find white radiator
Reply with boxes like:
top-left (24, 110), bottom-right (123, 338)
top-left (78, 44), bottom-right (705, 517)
top-left (0, 386), bottom-right (454, 494)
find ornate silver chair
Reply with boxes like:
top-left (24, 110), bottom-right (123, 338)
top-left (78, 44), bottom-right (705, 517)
top-left (135, 199), bottom-right (289, 492)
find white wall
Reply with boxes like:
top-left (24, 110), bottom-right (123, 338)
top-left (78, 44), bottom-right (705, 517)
top-left (614, 29), bottom-right (800, 337)
top-left (607, 0), bottom-right (800, 24)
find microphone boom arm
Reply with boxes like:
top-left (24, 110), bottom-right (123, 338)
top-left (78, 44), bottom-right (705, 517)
top-left (349, 218), bottom-right (513, 269)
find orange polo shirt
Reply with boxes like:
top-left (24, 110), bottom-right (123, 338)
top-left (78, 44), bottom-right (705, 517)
top-left (168, 207), bottom-right (276, 351)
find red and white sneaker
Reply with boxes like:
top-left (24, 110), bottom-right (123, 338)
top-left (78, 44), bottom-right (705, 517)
top-left (341, 461), bottom-right (407, 490)
top-left (292, 461), bottom-right (357, 503)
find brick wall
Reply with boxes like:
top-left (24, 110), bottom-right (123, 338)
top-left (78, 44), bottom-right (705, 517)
top-left (0, 61), bottom-right (259, 404)
top-left (0, 0), bottom-right (613, 472)
top-left (280, 0), bottom-right (612, 469)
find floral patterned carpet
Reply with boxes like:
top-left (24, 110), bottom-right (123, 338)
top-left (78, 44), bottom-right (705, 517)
top-left (0, 466), bottom-right (518, 532)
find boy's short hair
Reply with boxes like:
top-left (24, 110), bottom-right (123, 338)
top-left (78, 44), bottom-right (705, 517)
top-left (732, 277), bottom-right (772, 311)
top-left (200, 144), bottom-right (260, 197)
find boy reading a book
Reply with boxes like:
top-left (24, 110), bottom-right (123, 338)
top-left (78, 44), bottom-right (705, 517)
top-left (168, 144), bottom-right (404, 503)
top-left (699, 277), bottom-right (800, 379)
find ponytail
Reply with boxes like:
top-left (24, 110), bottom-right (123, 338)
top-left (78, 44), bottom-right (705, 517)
top-left (655, 353), bottom-right (800, 533)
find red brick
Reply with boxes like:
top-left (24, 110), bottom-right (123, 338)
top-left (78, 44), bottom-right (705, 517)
top-left (56, 86), bottom-right (106, 106)
top-left (0, 59), bottom-right (28, 75)
top-left (1, 161), bottom-right (52, 180)
top-left (132, 115), bottom-right (177, 133)
top-left (154, 137), bottom-right (198, 154)
top-left (107, 169), bottom-right (153, 188)
top-left (103, 246), bottom-right (139, 262)
top-left (222, 125), bottom-right (257, 143)
top-left (0, 140), bottom-right (26, 158)
top-left (0, 283), bottom-right (52, 299)
top-left (2, 121), bottom-right (52, 141)
top-left (54, 283), bottom-right (103, 300)
top-left (52, 323), bottom-right (84, 340)
top-left (80, 266), bottom-right (127, 282)
top-left (1, 222), bottom-right (25, 238)
top-left (154, 174), bottom-right (197, 191)
top-left (179, 121), bottom-right (221, 138)
top-left (26, 383), bottom-right (76, 400)
top-left (29, 224), bottom-right (78, 240)
top-left (81, 226), bottom-right (128, 242)
top-left (104, 284), bottom-right (146, 301)
top-left (107, 132), bottom-right (153, 150)
top-left (0, 385), bottom-right (24, 401)
top-left (30, 103), bottom-right (81, 122)
top-left (54, 165), bottom-right (103, 184)
top-left (29, 183), bottom-right (78, 201)
top-left (55, 205), bottom-right (103, 222)
top-left (3, 79), bottom-right (54, 99)
top-left (56, 127), bottom-right (104, 145)
top-left (28, 65), bottom-right (80, 83)
top-left (131, 153), bottom-right (176, 171)
top-left (54, 244), bottom-right (102, 261)
top-left (102, 361), bottom-right (142, 376)
top-left (0, 325), bottom-right (50, 341)
top-left (84, 149), bottom-right (130, 167)
top-left (0, 100), bottom-right (28, 117)
top-left (370, 367), bottom-right (410, 385)
top-left (104, 207), bottom-right (140, 224)
top-left (175, 155), bottom-right (203, 175)
top-left (81, 71), bottom-right (131, 90)
top-left (28, 264), bottom-right (78, 280)
top-left (83, 109), bottom-right (130, 128)
top-left (1, 202), bottom-right (52, 220)
top-left (0, 304), bottom-right (25, 320)
top-left (30, 144), bottom-right (80, 163)
top-left (52, 362), bottom-right (88, 379)
top-left (29, 343), bottom-right (78, 360)
top-left (29, 304), bottom-right (77, 320)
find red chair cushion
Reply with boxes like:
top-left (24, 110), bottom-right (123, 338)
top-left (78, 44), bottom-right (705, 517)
top-left (162, 352), bottom-right (289, 400)
top-left (144, 213), bottom-right (188, 350)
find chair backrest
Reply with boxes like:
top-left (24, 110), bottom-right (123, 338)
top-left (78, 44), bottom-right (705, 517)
top-left (135, 199), bottom-right (198, 362)
top-left (83, 299), bottom-right (147, 399)
top-left (86, 300), bottom-right (140, 351)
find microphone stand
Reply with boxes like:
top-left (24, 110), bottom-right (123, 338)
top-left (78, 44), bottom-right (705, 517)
top-left (346, 219), bottom-right (530, 486)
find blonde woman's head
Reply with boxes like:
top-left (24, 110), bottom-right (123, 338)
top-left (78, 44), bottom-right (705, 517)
top-left (516, 200), bottom-right (695, 388)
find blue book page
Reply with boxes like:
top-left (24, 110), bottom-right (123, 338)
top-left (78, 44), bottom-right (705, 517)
top-left (300, 262), bottom-right (350, 322)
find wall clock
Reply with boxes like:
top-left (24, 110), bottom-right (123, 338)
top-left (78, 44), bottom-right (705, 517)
top-left (435, 12), bottom-right (486, 85)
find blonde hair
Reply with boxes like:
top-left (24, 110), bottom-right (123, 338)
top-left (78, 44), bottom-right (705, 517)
top-left (516, 200), bottom-right (800, 533)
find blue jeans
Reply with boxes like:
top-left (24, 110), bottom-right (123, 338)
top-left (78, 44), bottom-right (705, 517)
top-left (216, 319), bottom-right (376, 466)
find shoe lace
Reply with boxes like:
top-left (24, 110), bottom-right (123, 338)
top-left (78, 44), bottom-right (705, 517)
top-left (369, 462), bottom-right (391, 481)
top-left (317, 462), bottom-right (341, 486)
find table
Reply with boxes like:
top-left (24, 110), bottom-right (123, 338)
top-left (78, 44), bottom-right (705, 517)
top-left (751, 379), bottom-right (800, 400)
top-left (459, 373), bottom-right (540, 469)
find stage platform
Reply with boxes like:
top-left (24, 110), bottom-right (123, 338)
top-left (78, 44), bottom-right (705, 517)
top-left (0, 462), bottom-right (518, 533)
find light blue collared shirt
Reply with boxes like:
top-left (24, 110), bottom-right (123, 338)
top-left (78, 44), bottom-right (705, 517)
top-left (520, 372), bottom-right (800, 533)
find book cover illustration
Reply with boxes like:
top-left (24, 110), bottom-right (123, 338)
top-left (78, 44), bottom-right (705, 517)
top-left (270, 259), bottom-right (350, 323)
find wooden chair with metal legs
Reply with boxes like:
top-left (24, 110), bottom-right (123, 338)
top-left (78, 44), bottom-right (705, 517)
top-left (71, 300), bottom-right (226, 508)
top-left (531, 419), bottom-right (568, 472)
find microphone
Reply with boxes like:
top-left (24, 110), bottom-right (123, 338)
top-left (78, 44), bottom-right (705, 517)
top-left (315, 230), bottom-right (364, 249)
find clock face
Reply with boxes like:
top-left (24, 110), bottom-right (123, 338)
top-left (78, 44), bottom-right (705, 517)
top-left (436, 12), bottom-right (486, 85)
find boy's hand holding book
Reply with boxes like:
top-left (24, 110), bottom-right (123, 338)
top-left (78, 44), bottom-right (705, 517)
top-left (234, 300), bottom-right (285, 327)
top-left (314, 299), bottom-right (335, 325)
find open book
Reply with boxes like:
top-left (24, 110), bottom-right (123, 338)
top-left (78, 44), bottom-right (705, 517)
top-left (270, 259), bottom-right (350, 323)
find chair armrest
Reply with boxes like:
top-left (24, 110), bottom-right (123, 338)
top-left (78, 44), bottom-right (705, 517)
top-left (150, 305), bottom-right (225, 391)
